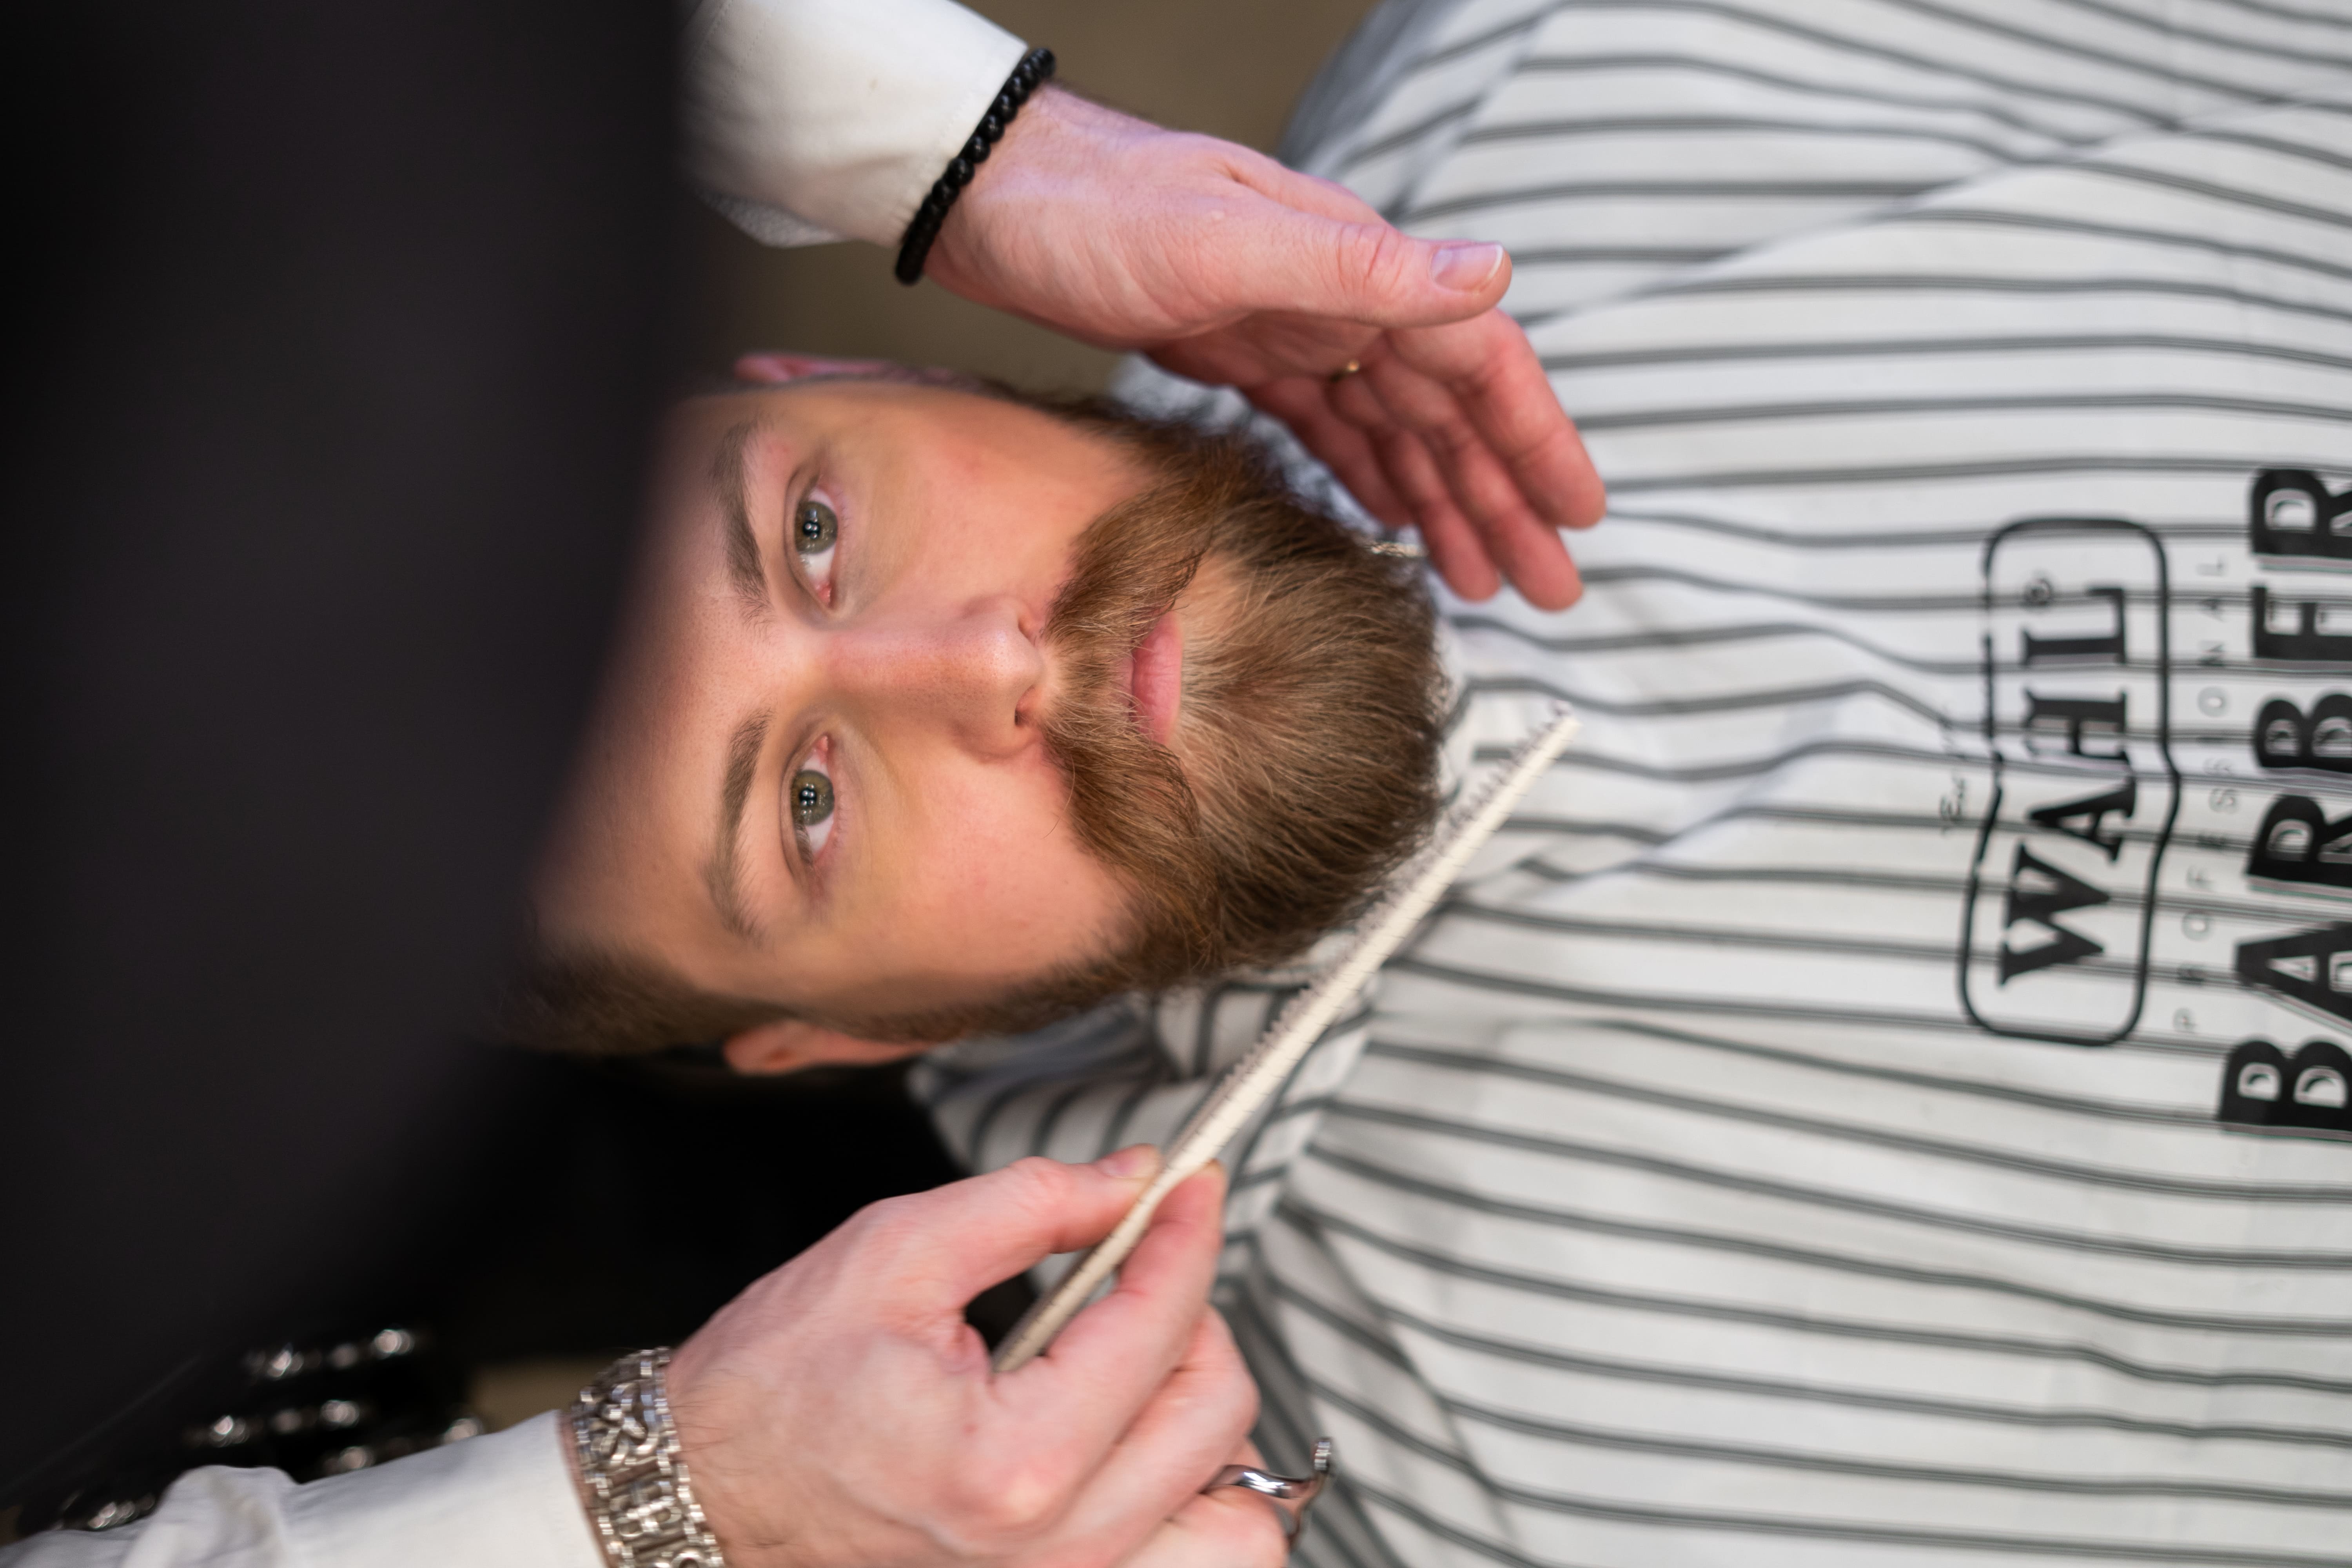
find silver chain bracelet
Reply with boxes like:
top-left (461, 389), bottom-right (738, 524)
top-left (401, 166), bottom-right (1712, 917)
top-left (569, 1349), bottom-right (729, 1568)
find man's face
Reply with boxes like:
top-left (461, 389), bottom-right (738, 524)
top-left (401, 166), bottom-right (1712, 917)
top-left (533, 382), bottom-right (1161, 1027)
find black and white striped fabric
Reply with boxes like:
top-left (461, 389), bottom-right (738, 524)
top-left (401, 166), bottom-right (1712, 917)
top-left (916, 2), bottom-right (2352, 1563)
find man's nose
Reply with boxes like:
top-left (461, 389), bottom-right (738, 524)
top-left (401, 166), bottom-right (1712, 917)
top-left (827, 599), bottom-right (1046, 756)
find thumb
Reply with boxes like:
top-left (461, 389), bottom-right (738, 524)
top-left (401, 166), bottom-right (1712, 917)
top-left (1228, 203), bottom-right (1510, 328)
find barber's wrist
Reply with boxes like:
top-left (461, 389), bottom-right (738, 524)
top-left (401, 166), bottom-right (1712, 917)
top-left (928, 87), bottom-right (1146, 284)
top-left (961, 78), bottom-right (1084, 177)
top-left (567, 1350), bottom-right (732, 1568)
top-left (894, 48), bottom-right (1058, 285)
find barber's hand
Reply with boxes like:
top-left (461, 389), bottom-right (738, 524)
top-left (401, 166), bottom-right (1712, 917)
top-left (1119, 1440), bottom-right (1289, 1568)
top-left (666, 1150), bottom-right (1284, 1568)
top-left (927, 88), bottom-right (1606, 609)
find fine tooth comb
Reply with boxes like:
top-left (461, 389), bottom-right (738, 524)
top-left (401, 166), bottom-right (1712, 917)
top-left (992, 705), bottom-right (1580, 1373)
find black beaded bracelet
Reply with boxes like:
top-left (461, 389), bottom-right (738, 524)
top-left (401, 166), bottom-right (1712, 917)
top-left (894, 46), bottom-right (1056, 285)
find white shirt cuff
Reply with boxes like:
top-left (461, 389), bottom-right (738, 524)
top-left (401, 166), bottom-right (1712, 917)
top-left (0, 1415), bottom-right (599, 1568)
top-left (683, 0), bottom-right (1029, 248)
top-left (286, 1413), bottom-right (600, 1568)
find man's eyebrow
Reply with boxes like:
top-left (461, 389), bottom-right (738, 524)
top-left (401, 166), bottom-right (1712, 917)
top-left (702, 712), bottom-right (768, 940)
top-left (712, 419), bottom-right (766, 612)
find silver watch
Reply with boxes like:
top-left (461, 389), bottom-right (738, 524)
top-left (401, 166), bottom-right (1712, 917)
top-left (569, 1349), bottom-right (729, 1568)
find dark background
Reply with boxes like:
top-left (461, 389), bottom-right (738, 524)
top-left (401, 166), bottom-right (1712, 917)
top-left (2, 0), bottom-right (1374, 1538)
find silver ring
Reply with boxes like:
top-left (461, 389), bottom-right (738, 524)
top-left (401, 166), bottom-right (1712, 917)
top-left (1203, 1437), bottom-right (1333, 1545)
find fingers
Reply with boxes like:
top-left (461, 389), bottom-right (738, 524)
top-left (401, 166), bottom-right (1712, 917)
top-left (1056, 1308), bottom-right (1264, 1559)
top-left (1319, 359), bottom-right (1514, 601)
top-left (1115, 1486), bottom-right (1291, 1568)
top-left (1253, 362), bottom-right (1525, 593)
top-left (663, 1152), bottom-right (1243, 1568)
top-left (997, 1165), bottom-right (1229, 1452)
top-left (1391, 313), bottom-right (1608, 534)
top-left (864, 1148), bottom-right (1163, 1316)
top-left (1352, 356), bottom-right (1583, 610)
top-left (1245, 377), bottom-right (1414, 530)
top-left (1281, 314), bottom-right (1598, 609)
top-left (1262, 368), bottom-right (1528, 603)
top-left (1119, 1432), bottom-right (1287, 1568)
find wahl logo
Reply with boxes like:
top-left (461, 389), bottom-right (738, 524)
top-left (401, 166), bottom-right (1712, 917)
top-left (1959, 519), bottom-right (2179, 1046)
top-left (2218, 1037), bottom-right (2352, 1137)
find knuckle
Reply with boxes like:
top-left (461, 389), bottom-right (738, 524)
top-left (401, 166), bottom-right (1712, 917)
top-left (997, 1155), bottom-right (1075, 1216)
top-left (1340, 222), bottom-right (1414, 300)
top-left (947, 1453), bottom-right (1067, 1546)
top-left (1003, 1152), bottom-right (1071, 1189)
top-left (845, 1192), bottom-right (913, 1246)
top-left (837, 1193), bottom-right (936, 1277)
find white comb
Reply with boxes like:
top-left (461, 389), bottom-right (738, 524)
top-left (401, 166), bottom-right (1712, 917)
top-left (992, 705), bottom-right (1579, 1373)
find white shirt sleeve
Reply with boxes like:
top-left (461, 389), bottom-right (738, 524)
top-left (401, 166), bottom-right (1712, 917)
top-left (0, 1414), bottom-right (600, 1568)
top-left (682, 0), bottom-right (1029, 249)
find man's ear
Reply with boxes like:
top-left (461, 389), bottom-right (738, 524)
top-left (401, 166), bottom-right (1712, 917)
top-left (732, 352), bottom-right (898, 385)
top-left (722, 1018), bottom-right (926, 1075)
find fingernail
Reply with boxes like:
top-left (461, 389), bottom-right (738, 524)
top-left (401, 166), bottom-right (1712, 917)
top-left (1431, 241), bottom-right (1505, 291)
top-left (1095, 1144), bottom-right (1158, 1179)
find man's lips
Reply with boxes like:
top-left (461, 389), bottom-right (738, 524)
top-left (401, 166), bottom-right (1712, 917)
top-left (1127, 609), bottom-right (1184, 746)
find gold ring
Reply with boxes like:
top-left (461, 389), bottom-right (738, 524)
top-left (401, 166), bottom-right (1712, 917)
top-left (1327, 360), bottom-right (1363, 384)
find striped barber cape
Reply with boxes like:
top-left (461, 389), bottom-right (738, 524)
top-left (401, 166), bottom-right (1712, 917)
top-left (915, 2), bottom-right (2352, 1563)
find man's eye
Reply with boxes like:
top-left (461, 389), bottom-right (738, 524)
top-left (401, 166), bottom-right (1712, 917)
top-left (791, 768), bottom-right (833, 825)
top-left (791, 766), bottom-right (836, 855)
top-left (793, 496), bottom-right (840, 604)
top-left (794, 499), bottom-right (838, 554)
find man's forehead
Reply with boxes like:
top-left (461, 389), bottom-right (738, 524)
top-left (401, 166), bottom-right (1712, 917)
top-left (678, 368), bottom-right (1012, 418)
top-left (682, 374), bottom-right (1120, 446)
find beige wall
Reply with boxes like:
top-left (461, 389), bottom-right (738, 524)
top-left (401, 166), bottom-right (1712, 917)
top-left (673, 0), bottom-right (1378, 392)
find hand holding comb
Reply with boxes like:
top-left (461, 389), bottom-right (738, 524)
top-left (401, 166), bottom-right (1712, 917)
top-left (992, 705), bottom-right (1580, 1373)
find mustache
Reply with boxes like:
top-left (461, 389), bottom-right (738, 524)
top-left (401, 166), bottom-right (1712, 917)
top-left (1036, 480), bottom-right (1220, 964)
